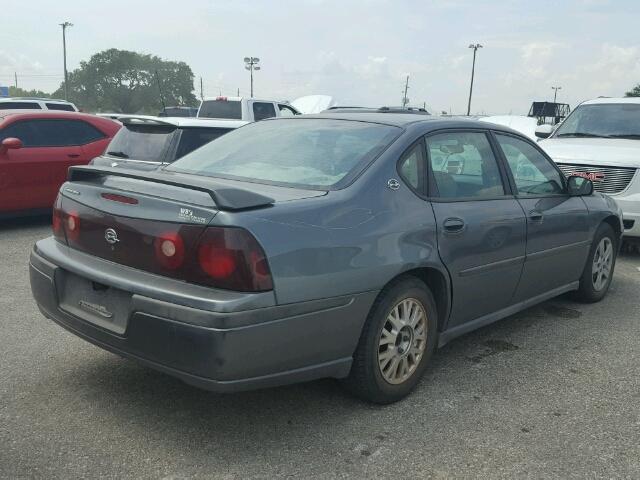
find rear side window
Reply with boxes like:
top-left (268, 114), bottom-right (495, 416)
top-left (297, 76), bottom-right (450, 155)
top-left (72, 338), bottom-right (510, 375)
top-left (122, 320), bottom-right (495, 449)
top-left (45, 103), bottom-right (75, 111)
top-left (0, 102), bottom-right (41, 110)
top-left (198, 100), bottom-right (242, 119)
top-left (495, 134), bottom-right (564, 195)
top-left (398, 141), bottom-right (426, 191)
top-left (427, 131), bottom-right (505, 199)
top-left (168, 118), bottom-right (400, 189)
top-left (253, 102), bottom-right (276, 121)
top-left (106, 124), bottom-right (177, 161)
top-left (175, 127), bottom-right (233, 159)
top-left (0, 119), bottom-right (105, 146)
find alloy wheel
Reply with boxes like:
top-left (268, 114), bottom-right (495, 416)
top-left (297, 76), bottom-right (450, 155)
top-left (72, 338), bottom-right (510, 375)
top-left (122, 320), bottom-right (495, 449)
top-left (592, 237), bottom-right (613, 291)
top-left (377, 298), bottom-right (428, 385)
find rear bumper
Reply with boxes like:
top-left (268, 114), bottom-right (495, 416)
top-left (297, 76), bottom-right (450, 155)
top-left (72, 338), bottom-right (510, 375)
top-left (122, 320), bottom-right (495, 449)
top-left (30, 238), bottom-right (376, 392)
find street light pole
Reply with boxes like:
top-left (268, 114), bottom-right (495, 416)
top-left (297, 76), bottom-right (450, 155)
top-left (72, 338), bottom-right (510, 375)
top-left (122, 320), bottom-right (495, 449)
top-left (466, 43), bottom-right (483, 116)
top-left (59, 21), bottom-right (73, 101)
top-left (551, 86), bottom-right (562, 103)
top-left (243, 57), bottom-right (261, 98)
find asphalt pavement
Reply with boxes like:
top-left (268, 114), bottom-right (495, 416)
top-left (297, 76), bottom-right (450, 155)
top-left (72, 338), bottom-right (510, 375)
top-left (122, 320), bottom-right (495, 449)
top-left (1, 216), bottom-right (639, 479)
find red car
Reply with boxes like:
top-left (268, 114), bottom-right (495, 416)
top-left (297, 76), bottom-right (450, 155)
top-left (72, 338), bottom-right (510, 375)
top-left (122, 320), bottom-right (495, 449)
top-left (0, 110), bottom-right (120, 217)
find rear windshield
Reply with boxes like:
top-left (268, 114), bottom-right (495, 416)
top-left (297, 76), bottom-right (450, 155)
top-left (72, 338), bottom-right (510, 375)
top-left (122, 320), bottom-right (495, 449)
top-left (198, 100), bottom-right (242, 119)
top-left (167, 118), bottom-right (401, 189)
top-left (554, 103), bottom-right (640, 138)
top-left (106, 124), bottom-right (177, 162)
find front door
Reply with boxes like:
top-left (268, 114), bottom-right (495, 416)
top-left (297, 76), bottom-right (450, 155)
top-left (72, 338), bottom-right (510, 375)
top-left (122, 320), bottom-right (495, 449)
top-left (426, 130), bottom-right (527, 327)
top-left (493, 132), bottom-right (590, 301)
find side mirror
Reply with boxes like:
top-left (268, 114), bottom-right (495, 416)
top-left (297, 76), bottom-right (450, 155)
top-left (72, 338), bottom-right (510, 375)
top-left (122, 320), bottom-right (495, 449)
top-left (0, 137), bottom-right (23, 155)
top-left (567, 175), bottom-right (594, 196)
top-left (535, 124), bottom-right (554, 139)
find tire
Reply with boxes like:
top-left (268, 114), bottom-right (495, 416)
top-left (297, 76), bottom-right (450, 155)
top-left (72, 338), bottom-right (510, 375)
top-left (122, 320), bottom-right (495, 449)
top-left (574, 223), bottom-right (617, 303)
top-left (343, 277), bottom-right (438, 404)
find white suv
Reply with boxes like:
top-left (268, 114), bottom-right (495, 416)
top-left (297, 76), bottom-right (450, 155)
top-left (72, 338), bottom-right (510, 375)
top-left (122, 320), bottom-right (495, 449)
top-left (0, 97), bottom-right (78, 111)
top-left (538, 97), bottom-right (640, 238)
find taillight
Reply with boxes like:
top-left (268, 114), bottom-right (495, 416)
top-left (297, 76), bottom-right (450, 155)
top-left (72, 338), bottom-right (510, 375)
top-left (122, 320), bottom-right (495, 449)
top-left (196, 227), bottom-right (273, 292)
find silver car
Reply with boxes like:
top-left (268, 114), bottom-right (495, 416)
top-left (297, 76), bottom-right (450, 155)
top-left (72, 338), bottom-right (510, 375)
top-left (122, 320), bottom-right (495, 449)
top-left (30, 113), bottom-right (622, 403)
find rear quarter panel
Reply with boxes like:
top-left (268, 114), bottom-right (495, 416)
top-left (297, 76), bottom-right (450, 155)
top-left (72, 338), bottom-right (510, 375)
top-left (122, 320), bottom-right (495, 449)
top-left (211, 130), bottom-right (445, 306)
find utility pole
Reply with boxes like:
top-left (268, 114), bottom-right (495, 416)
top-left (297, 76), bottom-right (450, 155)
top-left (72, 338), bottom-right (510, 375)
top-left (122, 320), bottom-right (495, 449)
top-left (200, 77), bottom-right (204, 100)
top-left (237, 88), bottom-right (240, 97)
top-left (467, 43), bottom-right (483, 116)
top-left (551, 86), bottom-right (562, 103)
top-left (59, 21), bottom-right (73, 101)
top-left (14, 72), bottom-right (18, 89)
top-left (243, 57), bottom-right (260, 98)
top-left (402, 75), bottom-right (410, 109)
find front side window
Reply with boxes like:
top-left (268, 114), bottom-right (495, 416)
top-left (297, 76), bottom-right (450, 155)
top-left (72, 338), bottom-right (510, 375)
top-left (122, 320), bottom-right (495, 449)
top-left (252, 102), bottom-right (277, 121)
top-left (495, 133), bottom-right (564, 195)
top-left (554, 103), bottom-right (640, 139)
top-left (0, 121), bottom-right (39, 145)
top-left (168, 118), bottom-right (400, 188)
top-left (427, 131), bottom-right (505, 199)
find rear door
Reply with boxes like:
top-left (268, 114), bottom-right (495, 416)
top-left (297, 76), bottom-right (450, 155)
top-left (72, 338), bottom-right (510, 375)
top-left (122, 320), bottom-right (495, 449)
top-left (493, 132), bottom-right (590, 301)
top-left (426, 130), bottom-right (527, 327)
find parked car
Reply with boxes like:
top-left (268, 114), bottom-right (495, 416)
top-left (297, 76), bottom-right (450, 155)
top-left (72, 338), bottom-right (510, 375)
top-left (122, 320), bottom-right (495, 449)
top-left (90, 116), bottom-right (248, 171)
top-left (30, 114), bottom-right (622, 403)
top-left (197, 96), bottom-right (299, 121)
top-left (0, 110), bottom-right (120, 217)
top-left (0, 97), bottom-right (78, 111)
top-left (536, 97), bottom-right (640, 238)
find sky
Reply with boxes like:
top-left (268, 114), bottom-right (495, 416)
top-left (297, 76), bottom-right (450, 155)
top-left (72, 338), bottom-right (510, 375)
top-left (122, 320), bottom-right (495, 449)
top-left (1, 0), bottom-right (639, 115)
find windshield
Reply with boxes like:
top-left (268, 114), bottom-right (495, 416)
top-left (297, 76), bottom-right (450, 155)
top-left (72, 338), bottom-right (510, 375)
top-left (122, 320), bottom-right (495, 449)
top-left (167, 119), bottom-right (401, 188)
top-left (554, 103), bottom-right (640, 138)
top-left (198, 100), bottom-right (242, 119)
top-left (106, 124), bottom-right (177, 161)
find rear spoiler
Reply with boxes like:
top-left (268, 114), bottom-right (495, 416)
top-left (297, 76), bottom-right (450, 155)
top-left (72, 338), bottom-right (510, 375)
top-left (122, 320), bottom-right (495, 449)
top-left (68, 165), bottom-right (275, 211)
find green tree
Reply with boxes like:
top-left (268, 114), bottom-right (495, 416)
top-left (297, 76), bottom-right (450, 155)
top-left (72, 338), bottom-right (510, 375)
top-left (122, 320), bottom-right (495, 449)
top-left (625, 84), bottom-right (640, 97)
top-left (8, 86), bottom-right (52, 98)
top-left (53, 49), bottom-right (198, 113)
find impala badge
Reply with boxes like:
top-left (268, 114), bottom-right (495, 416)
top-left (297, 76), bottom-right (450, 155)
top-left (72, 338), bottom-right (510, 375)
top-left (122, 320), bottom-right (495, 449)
top-left (105, 228), bottom-right (119, 245)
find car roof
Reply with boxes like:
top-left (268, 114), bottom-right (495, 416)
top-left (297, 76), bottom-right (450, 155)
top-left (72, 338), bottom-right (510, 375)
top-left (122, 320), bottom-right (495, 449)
top-left (581, 97), bottom-right (640, 105)
top-left (114, 115), bottom-right (249, 128)
top-left (305, 112), bottom-right (518, 132)
top-left (200, 96), bottom-right (291, 104)
top-left (0, 110), bottom-right (120, 130)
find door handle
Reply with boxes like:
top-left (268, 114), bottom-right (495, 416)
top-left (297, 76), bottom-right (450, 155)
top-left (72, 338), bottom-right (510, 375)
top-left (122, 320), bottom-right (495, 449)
top-left (529, 210), bottom-right (544, 222)
top-left (443, 217), bottom-right (465, 234)
top-left (67, 153), bottom-right (80, 158)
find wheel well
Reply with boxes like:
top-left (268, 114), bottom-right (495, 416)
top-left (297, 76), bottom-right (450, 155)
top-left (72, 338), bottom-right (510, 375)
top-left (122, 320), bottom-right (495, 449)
top-left (393, 267), bottom-right (450, 331)
top-left (602, 215), bottom-right (622, 242)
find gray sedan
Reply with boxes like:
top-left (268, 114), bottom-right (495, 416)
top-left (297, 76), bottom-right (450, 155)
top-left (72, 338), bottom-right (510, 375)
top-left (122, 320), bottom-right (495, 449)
top-left (29, 113), bottom-right (622, 403)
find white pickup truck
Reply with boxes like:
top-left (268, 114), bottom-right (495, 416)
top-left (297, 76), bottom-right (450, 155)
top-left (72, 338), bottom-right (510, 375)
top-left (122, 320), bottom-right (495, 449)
top-left (197, 96), bottom-right (300, 121)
